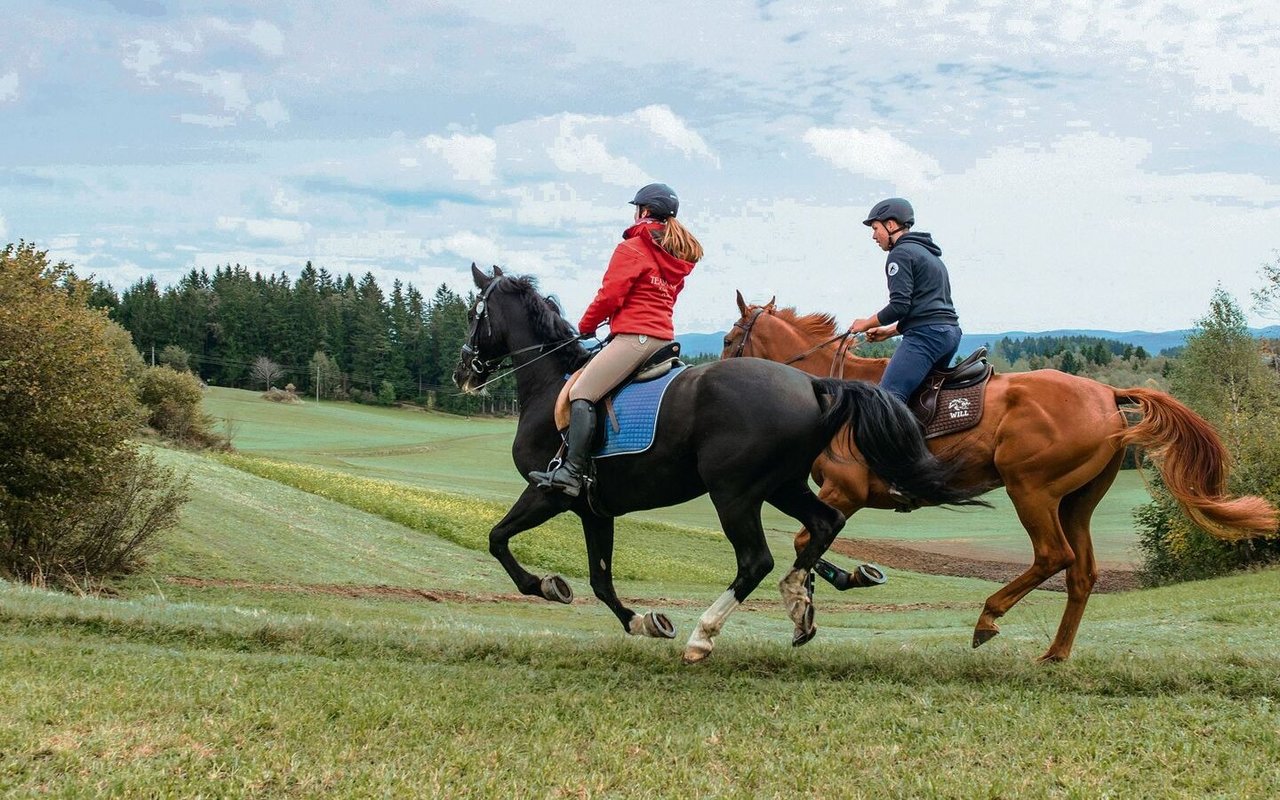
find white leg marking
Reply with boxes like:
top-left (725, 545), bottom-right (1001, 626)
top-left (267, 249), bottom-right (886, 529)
top-left (683, 590), bottom-right (740, 662)
top-left (779, 568), bottom-right (811, 627)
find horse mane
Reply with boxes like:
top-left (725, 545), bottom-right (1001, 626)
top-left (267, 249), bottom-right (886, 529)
top-left (492, 274), bottom-right (590, 370)
top-left (771, 306), bottom-right (840, 339)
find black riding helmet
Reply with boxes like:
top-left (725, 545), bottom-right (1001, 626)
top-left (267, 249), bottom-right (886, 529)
top-left (630, 183), bottom-right (680, 219)
top-left (862, 197), bottom-right (914, 228)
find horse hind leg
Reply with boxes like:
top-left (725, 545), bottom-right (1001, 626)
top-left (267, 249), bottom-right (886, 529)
top-left (1038, 453), bottom-right (1122, 662)
top-left (973, 483), bottom-right (1074, 651)
top-left (683, 494), bottom-right (774, 664)
top-left (768, 481), bottom-right (847, 647)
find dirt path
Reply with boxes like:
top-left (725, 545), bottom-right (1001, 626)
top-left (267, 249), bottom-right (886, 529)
top-left (826, 538), bottom-right (1141, 592)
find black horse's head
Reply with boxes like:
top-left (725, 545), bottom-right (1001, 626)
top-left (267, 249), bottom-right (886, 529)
top-left (452, 263), bottom-right (586, 394)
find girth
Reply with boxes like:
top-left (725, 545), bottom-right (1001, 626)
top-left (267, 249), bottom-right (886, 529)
top-left (908, 347), bottom-right (994, 439)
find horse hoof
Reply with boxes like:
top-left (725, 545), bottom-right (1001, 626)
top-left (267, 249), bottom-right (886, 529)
top-left (540, 574), bottom-right (573, 604)
top-left (972, 627), bottom-right (999, 648)
top-left (853, 564), bottom-right (887, 587)
top-left (792, 602), bottom-right (817, 647)
top-left (682, 646), bottom-right (711, 665)
top-left (645, 611), bottom-right (676, 639)
top-left (792, 624), bottom-right (818, 647)
top-left (1036, 651), bottom-right (1067, 664)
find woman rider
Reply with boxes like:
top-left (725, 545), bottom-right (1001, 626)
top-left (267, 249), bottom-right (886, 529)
top-left (846, 197), bottom-right (962, 403)
top-left (529, 183), bottom-right (704, 497)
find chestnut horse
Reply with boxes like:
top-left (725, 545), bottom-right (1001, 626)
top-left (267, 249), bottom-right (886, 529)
top-left (723, 292), bottom-right (1278, 661)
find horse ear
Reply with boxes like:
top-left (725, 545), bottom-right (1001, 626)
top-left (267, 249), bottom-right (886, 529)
top-left (736, 290), bottom-right (748, 315)
top-left (492, 265), bottom-right (505, 277)
top-left (765, 296), bottom-right (776, 312)
top-left (471, 263), bottom-right (491, 289)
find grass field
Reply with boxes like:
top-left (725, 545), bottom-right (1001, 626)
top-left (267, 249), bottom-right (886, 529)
top-left (2, 390), bottom-right (1277, 797)
top-left (202, 387), bottom-right (1149, 567)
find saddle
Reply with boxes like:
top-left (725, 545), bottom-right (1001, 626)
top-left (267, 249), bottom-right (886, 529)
top-left (908, 347), bottom-right (994, 439)
top-left (554, 342), bottom-right (684, 431)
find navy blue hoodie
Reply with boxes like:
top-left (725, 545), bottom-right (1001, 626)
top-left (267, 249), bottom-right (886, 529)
top-left (875, 231), bottom-right (959, 331)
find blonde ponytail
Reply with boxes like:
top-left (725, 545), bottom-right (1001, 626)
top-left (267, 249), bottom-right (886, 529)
top-left (656, 216), bottom-right (703, 263)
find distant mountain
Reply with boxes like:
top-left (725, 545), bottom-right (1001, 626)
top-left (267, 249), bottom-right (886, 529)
top-left (676, 326), bottom-right (1280, 358)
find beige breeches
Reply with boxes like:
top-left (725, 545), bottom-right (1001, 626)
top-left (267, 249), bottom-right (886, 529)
top-left (569, 333), bottom-right (674, 402)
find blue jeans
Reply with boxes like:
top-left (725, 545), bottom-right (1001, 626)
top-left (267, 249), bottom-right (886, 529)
top-left (880, 324), bottom-right (962, 402)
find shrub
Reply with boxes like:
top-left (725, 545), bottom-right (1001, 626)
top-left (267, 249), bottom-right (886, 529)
top-left (0, 242), bottom-right (188, 586)
top-left (1134, 289), bottom-right (1280, 583)
top-left (158, 344), bottom-right (192, 372)
top-left (262, 387), bottom-right (301, 404)
top-left (137, 366), bottom-right (226, 448)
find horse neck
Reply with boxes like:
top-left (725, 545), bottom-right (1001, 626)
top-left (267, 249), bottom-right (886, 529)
top-left (755, 319), bottom-right (887, 382)
top-left (503, 323), bottom-right (579, 417)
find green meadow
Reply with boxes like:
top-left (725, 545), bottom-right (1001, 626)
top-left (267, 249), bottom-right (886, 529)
top-left (2, 389), bottom-right (1276, 798)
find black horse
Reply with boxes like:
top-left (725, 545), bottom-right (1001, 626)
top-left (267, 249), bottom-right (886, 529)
top-left (453, 265), bottom-right (987, 663)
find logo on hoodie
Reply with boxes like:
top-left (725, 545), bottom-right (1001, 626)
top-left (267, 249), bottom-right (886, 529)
top-left (887, 262), bottom-right (900, 277)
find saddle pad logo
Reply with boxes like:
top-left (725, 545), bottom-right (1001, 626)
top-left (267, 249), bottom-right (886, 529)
top-left (887, 262), bottom-right (900, 276)
top-left (947, 397), bottom-right (972, 419)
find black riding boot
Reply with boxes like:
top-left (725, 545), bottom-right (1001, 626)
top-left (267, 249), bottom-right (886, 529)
top-left (529, 399), bottom-right (595, 497)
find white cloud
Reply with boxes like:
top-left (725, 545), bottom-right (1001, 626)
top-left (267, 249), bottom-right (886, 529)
top-left (0, 209), bottom-right (7, 240)
top-left (1092, 0), bottom-right (1280, 133)
top-left (803, 126), bottom-right (942, 191)
top-left (625, 105), bottom-right (718, 164)
top-left (422, 133), bottom-right (497, 184)
top-left (547, 124), bottom-right (651, 187)
top-left (179, 113), bottom-right (235, 128)
top-left (271, 188), bottom-right (300, 215)
top-left (246, 21), bottom-right (285, 57)
top-left (174, 70), bottom-right (250, 113)
top-left (216, 216), bottom-right (309, 245)
top-left (0, 72), bottom-right (18, 102)
top-left (920, 132), bottom-right (1280, 330)
top-left (122, 40), bottom-right (163, 84)
top-left (506, 183), bottom-right (620, 229)
top-left (254, 98), bottom-right (290, 128)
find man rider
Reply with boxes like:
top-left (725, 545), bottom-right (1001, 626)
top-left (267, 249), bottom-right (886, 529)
top-left (846, 197), bottom-right (962, 403)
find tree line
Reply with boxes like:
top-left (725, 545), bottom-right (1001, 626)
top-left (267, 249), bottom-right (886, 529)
top-left (97, 263), bottom-right (511, 414)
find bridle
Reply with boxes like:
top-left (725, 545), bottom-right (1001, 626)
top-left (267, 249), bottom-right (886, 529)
top-left (459, 280), bottom-right (588, 391)
top-left (726, 306), bottom-right (768, 359)
top-left (726, 304), bottom-right (859, 375)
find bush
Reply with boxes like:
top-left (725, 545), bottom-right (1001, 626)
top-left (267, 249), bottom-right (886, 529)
top-left (377, 380), bottom-right (397, 406)
top-left (137, 366), bottom-right (224, 447)
top-left (262, 387), bottom-right (301, 404)
top-left (1134, 289), bottom-right (1280, 584)
top-left (158, 344), bottom-right (192, 372)
top-left (0, 242), bottom-right (189, 586)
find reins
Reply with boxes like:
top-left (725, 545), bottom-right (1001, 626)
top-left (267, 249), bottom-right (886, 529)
top-left (464, 335), bottom-right (591, 392)
top-left (729, 306), bottom-right (866, 379)
top-left (461, 278), bottom-right (593, 392)
top-left (782, 332), bottom-right (854, 366)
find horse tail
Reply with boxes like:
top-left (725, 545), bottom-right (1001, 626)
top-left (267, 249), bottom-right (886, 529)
top-left (1113, 387), bottom-right (1278, 541)
top-left (813, 378), bottom-right (992, 508)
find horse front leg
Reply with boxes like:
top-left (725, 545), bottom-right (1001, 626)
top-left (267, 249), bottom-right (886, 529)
top-left (488, 484), bottom-right (575, 603)
top-left (579, 512), bottom-right (675, 640)
top-left (683, 494), bottom-right (774, 664)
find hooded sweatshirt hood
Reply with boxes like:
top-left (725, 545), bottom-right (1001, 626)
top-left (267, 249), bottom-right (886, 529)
top-left (894, 231), bottom-right (942, 257)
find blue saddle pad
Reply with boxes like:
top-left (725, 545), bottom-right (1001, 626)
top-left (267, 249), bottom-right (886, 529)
top-left (594, 366), bottom-right (688, 458)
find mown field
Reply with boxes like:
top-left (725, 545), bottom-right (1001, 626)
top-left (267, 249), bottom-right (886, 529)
top-left (200, 387), bottom-right (1149, 567)
top-left (2, 390), bottom-right (1277, 797)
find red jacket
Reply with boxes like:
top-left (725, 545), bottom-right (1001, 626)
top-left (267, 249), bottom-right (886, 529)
top-left (578, 221), bottom-right (696, 340)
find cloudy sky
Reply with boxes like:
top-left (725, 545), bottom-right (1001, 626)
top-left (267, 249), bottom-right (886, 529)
top-left (4, 1), bottom-right (1279, 334)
